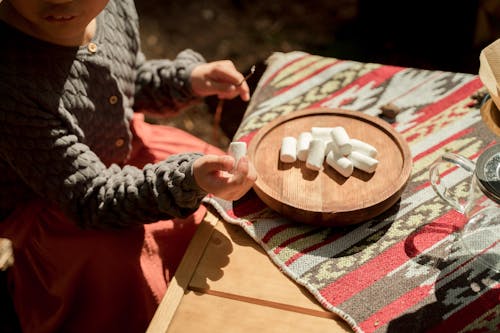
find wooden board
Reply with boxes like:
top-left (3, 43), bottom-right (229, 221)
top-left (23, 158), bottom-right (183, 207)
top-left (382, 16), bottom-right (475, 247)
top-left (247, 108), bottom-right (412, 226)
top-left (146, 212), bottom-right (219, 333)
top-left (480, 98), bottom-right (500, 136)
top-left (167, 292), bottom-right (352, 333)
top-left (189, 221), bottom-right (330, 313)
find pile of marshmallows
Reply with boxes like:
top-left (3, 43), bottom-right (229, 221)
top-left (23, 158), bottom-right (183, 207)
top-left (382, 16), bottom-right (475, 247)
top-left (280, 126), bottom-right (379, 177)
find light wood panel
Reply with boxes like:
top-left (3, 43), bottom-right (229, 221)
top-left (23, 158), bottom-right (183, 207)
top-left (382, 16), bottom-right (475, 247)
top-left (148, 210), bottom-right (353, 333)
top-left (167, 292), bottom-right (352, 333)
top-left (190, 220), bottom-right (331, 313)
top-left (146, 212), bottom-right (219, 333)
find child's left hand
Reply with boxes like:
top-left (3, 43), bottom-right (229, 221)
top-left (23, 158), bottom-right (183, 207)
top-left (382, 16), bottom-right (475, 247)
top-left (193, 154), bottom-right (257, 201)
top-left (190, 60), bottom-right (251, 102)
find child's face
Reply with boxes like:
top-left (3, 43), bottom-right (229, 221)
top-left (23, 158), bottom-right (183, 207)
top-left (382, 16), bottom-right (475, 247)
top-left (3, 0), bottom-right (109, 45)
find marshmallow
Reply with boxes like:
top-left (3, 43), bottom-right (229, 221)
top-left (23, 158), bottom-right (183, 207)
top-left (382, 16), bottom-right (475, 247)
top-left (311, 127), bottom-right (334, 141)
top-left (325, 139), bottom-right (340, 157)
top-left (296, 132), bottom-right (313, 161)
top-left (228, 141), bottom-right (247, 162)
top-left (348, 151), bottom-right (379, 173)
top-left (330, 126), bottom-right (352, 156)
top-left (311, 127), bottom-right (337, 159)
top-left (350, 138), bottom-right (377, 158)
top-left (326, 150), bottom-right (353, 177)
top-left (278, 126), bottom-right (379, 176)
top-left (305, 139), bottom-right (326, 171)
top-left (280, 136), bottom-right (297, 163)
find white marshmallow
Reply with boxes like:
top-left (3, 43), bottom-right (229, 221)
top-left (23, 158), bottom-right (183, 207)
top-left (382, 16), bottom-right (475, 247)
top-left (325, 139), bottom-right (340, 156)
top-left (305, 139), bottom-right (326, 171)
top-left (228, 141), bottom-right (247, 162)
top-left (350, 138), bottom-right (377, 158)
top-left (311, 127), bottom-right (335, 159)
top-left (326, 150), bottom-right (353, 178)
top-left (280, 136), bottom-right (297, 163)
top-left (348, 151), bottom-right (379, 173)
top-left (330, 126), bottom-right (352, 156)
top-left (311, 127), bottom-right (335, 141)
top-left (296, 132), bottom-right (313, 161)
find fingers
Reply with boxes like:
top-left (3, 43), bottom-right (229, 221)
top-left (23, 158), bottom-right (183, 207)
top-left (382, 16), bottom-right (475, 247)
top-left (191, 61), bottom-right (251, 101)
top-left (208, 60), bottom-right (243, 83)
top-left (230, 156), bottom-right (256, 183)
top-left (213, 82), bottom-right (250, 102)
top-left (237, 82), bottom-right (251, 102)
top-left (193, 154), bottom-right (257, 201)
top-left (200, 154), bottom-right (235, 173)
top-left (208, 62), bottom-right (250, 101)
top-left (222, 157), bottom-right (257, 200)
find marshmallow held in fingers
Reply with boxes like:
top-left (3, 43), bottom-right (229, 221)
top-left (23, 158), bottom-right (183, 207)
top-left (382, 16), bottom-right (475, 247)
top-left (306, 139), bottom-right (326, 171)
top-left (228, 141), bottom-right (247, 162)
top-left (296, 132), bottom-right (313, 161)
top-left (280, 136), bottom-right (297, 163)
top-left (224, 156), bottom-right (257, 200)
top-left (348, 151), bottom-right (378, 173)
top-left (326, 150), bottom-right (353, 178)
top-left (228, 141), bottom-right (247, 173)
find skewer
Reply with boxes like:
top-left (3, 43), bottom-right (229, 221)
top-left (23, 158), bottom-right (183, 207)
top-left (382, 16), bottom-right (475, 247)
top-left (214, 65), bottom-right (256, 143)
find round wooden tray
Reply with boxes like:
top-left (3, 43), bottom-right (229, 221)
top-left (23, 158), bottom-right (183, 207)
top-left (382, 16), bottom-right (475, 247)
top-left (247, 108), bottom-right (413, 226)
top-left (480, 98), bottom-right (500, 136)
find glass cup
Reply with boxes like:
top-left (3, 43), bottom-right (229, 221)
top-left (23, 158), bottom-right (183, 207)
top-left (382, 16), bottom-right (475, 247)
top-left (429, 144), bottom-right (500, 272)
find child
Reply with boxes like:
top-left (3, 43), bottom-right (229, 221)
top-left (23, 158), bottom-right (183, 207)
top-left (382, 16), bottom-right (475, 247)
top-left (0, 0), bottom-right (257, 332)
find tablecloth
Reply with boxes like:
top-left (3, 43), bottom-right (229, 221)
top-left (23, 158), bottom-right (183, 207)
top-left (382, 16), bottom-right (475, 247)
top-left (203, 51), bottom-right (499, 333)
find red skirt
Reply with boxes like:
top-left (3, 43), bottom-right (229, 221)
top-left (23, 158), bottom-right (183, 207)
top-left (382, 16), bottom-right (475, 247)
top-left (0, 114), bottom-right (224, 333)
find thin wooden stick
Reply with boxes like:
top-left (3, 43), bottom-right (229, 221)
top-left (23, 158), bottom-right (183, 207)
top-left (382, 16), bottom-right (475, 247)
top-left (212, 65), bottom-right (256, 143)
top-left (213, 99), bottom-right (224, 143)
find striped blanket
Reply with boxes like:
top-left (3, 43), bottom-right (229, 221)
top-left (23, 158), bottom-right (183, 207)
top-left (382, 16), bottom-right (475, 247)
top-left (204, 52), bottom-right (499, 333)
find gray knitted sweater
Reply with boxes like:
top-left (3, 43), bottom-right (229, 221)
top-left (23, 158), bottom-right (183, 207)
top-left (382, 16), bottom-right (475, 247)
top-left (0, 0), bottom-right (210, 228)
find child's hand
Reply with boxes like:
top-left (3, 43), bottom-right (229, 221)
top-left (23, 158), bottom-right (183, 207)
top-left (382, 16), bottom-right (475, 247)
top-left (193, 154), bottom-right (257, 201)
top-left (190, 61), bottom-right (250, 102)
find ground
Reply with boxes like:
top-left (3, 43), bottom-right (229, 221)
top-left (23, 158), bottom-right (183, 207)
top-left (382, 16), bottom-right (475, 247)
top-left (135, 0), bottom-right (498, 150)
top-left (135, 0), bottom-right (361, 149)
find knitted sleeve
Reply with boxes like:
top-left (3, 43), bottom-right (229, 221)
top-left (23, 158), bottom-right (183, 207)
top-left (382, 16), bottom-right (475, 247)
top-left (133, 49), bottom-right (206, 116)
top-left (0, 97), bottom-right (207, 229)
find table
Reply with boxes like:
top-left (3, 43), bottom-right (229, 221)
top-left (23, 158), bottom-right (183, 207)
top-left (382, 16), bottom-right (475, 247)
top-left (149, 51), bottom-right (499, 333)
top-left (147, 209), bottom-right (352, 332)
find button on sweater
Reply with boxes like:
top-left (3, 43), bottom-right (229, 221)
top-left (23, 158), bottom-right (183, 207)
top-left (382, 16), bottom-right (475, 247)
top-left (0, 0), bottom-right (209, 228)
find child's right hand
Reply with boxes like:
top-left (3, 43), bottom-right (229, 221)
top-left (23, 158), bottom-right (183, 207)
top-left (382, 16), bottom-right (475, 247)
top-left (193, 155), bottom-right (257, 201)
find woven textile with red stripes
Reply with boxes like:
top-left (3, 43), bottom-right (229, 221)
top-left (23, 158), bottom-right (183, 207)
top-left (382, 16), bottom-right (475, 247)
top-left (203, 52), bottom-right (499, 333)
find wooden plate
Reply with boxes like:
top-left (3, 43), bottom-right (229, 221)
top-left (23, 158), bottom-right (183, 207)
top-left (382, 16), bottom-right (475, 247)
top-left (247, 108), bottom-right (412, 226)
top-left (480, 98), bottom-right (500, 136)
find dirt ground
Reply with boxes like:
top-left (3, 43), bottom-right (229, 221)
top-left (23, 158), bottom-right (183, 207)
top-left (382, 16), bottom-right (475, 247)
top-left (136, 1), bottom-right (358, 75)
top-left (136, 0), bottom-right (356, 148)
top-left (135, 0), bottom-right (360, 149)
top-left (135, 0), bottom-right (498, 150)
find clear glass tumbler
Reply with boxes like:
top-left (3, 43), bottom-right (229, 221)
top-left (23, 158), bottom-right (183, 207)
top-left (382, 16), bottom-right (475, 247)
top-left (429, 144), bottom-right (500, 272)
